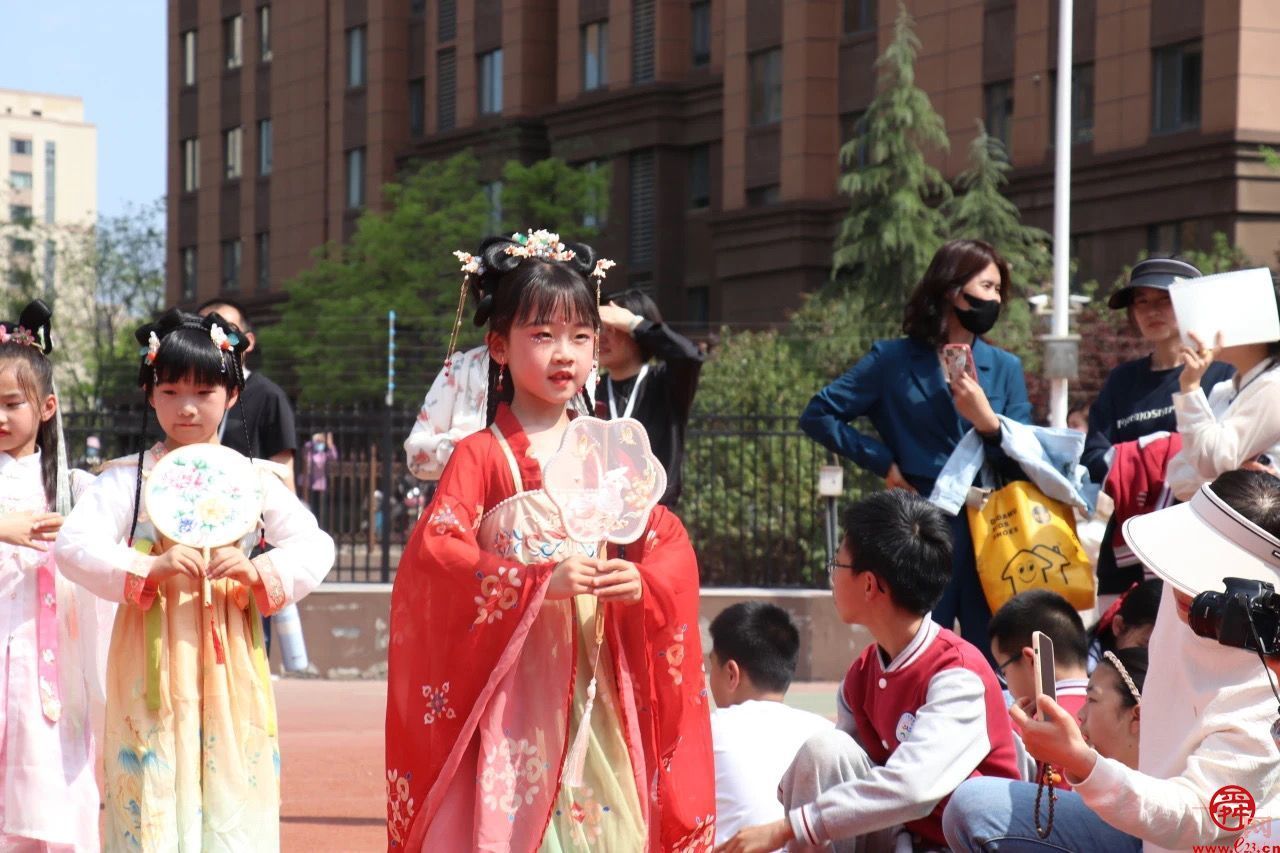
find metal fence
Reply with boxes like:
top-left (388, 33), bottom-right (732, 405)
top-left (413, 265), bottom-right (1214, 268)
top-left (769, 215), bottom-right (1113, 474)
top-left (60, 406), bottom-right (877, 587)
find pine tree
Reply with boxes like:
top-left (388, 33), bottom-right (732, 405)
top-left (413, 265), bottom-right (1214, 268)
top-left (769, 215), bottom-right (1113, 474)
top-left (832, 2), bottom-right (950, 318)
top-left (944, 121), bottom-right (1051, 292)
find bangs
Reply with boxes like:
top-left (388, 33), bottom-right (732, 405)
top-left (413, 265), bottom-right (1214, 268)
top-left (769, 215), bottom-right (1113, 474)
top-left (0, 343), bottom-right (52, 401)
top-left (145, 328), bottom-right (237, 390)
top-left (512, 263), bottom-right (599, 330)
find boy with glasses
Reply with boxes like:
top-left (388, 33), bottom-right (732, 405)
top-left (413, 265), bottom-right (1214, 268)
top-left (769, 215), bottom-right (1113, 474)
top-left (718, 490), bottom-right (1020, 853)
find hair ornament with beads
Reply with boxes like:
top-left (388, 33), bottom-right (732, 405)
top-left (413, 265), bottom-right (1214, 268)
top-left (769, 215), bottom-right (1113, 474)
top-left (504, 229), bottom-right (577, 262)
top-left (442, 230), bottom-right (614, 376)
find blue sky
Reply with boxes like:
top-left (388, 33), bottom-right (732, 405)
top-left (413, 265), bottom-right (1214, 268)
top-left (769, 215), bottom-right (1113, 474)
top-left (0, 1), bottom-right (166, 218)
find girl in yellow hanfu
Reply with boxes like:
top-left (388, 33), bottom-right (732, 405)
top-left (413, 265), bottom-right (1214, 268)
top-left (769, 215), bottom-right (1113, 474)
top-left (56, 309), bottom-right (335, 852)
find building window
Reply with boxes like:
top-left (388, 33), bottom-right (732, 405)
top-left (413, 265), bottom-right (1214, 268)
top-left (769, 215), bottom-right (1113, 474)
top-left (257, 119), bottom-right (272, 176)
top-left (1049, 64), bottom-right (1095, 145)
top-left (259, 6), bottom-right (272, 61)
top-left (746, 185), bottom-right (780, 206)
top-left (224, 127), bottom-right (243, 180)
top-left (224, 15), bottom-right (243, 69)
top-left (438, 0), bottom-right (457, 42)
top-left (256, 232), bottom-right (270, 291)
top-left (483, 181), bottom-right (503, 232)
top-left (629, 150), bottom-right (655, 265)
top-left (582, 160), bottom-right (608, 229)
top-left (840, 110), bottom-right (869, 166)
top-left (749, 49), bottom-right (782, 126)
top-left (688, 145), bottom-right (710, 209)
top-left (1153, 41), bottom-right (1201, 133)
top-left (410, 0), bottom-right (426, 17)
top-left (181, 247), bottom-right (197, 300)
top-left (844, 0), bottom-right (876, 33)
top-left (10, 139), bottom-right (32, 156)
top-left (221, 240), bottom-right (242, 292)
top-left (9, 238), bottom-right (35, 256)
top-left (9, 171), bottom-right (33, 190)
top-left (582, 22), bottom-right (608, 92)
top-left (984, 80), bottom-right (1014, 152)
top-left (9, 205), bottom-right (33, 223)
top-left (437, 49), bottom-right (457, 131)
top-left (478, 49), bottom-right (503, 115)
top-left (1147, 220), bottom-right (1196, 257)
top-left (691, 1), bottom-right (710, 67)
top-left (347, 27), bottom-right (367, 88)
top-left (182, 138), bottom-right (199, 191)
top-left (181, 30), bottom-right (197, 85)
top-left (407, 77), bottom-right (427, 134)
top-left (632, 0), bottom-right (655, 83)
top-left (687, 286), bottom-right (710, 325)
top-left (346, 148), bottom-right (366, 209)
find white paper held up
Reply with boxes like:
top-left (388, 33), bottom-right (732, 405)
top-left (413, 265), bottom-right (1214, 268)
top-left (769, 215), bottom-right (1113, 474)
top-left (1170, 267), bottom-right (1279, 349)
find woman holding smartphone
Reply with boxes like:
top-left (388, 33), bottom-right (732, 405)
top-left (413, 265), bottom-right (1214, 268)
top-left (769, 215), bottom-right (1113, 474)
top-left (800, 239), bottom-right (1031, 653)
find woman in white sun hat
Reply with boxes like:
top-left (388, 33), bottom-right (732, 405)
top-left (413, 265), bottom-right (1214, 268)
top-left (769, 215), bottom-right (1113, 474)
top-left (944, 469), bottom-right (1280, 853)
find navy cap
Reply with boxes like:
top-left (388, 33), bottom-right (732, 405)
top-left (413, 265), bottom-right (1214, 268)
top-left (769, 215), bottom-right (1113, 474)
top-left (1107, 258), bottom-right (1203, 309)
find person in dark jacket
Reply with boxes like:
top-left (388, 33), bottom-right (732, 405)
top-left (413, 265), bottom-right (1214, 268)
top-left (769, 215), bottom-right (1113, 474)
top-left (799, 239), bottom-right (1031, 655)
top-left (596, 289), bottom-right (704, 507)
top-left (1082, 258), bottom-right (1233, 593)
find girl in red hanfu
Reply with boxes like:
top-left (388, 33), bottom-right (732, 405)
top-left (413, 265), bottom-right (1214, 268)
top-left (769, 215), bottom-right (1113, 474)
top-left (385, 230), bottom-right (715, 852)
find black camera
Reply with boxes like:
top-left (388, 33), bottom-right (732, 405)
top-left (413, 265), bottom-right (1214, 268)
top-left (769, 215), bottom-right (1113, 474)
top-left (1190, 578), bottom-right (1280, 656)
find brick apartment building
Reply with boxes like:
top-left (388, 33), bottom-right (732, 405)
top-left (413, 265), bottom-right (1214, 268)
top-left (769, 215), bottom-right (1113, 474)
top-left (167, 0), bottom-right (1280, 328)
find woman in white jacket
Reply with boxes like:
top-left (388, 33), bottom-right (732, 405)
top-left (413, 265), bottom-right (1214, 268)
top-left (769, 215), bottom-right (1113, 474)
top-left (1166, 283), bottom-right (1280, 500)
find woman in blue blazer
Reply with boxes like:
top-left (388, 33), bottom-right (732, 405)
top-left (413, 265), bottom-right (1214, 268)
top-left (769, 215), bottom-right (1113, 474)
top-left (800, 239), bottom-right (1032, 655)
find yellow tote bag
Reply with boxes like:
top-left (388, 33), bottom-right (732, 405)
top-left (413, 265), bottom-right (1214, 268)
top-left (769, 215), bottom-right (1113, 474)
top-left (966, 480), bottom-right (1096, 612)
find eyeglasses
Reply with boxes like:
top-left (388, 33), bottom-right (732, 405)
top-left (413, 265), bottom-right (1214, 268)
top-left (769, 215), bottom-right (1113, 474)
top-left (993, 653), bottom-right (1020, 685)
top-left (826, 558), bottom-right (856, 584)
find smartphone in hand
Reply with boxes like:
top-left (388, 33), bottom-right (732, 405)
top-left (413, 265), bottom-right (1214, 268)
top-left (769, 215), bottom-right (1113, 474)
top-left (942, 343), bottom-right (976, 384)
top-left (1032, 630), bottom-right (1056, 720)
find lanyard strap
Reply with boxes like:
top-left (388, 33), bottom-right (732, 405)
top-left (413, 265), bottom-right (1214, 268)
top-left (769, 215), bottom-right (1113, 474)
top-left (606, 364), bottom-right (650, 420)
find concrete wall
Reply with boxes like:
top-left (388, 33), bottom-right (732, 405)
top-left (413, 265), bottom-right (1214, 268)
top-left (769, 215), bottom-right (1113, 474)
top-left (272, 584), bottom-right (871, 682)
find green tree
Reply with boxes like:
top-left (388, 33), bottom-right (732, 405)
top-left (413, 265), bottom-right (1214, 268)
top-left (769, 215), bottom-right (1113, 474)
top-left (944, 122), bottom-right (1051, 291)
top-left (499, 158), bottom-right (611, 238)
top-left (261, 151), bottom-right (612, 404)
top-left (944, 122), bottom-right (1052, 372)
top-left (0, 199), bottom-right (165, 406)
top-left (832, 2), bottom-right (950, 320)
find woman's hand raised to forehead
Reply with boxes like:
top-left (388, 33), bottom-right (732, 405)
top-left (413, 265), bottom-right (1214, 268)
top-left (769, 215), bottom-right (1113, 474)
top-left (1179, 331), bottom-right (1223, 394)
top-left (598, 302), bottom-right (639, 333)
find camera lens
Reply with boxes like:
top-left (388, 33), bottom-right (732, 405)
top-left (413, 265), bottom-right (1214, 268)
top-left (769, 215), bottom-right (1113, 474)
top-left (1189, 590), bottom-right (1225, 641)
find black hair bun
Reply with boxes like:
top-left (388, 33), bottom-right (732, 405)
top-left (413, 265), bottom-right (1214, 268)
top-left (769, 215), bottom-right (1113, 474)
top-left (466, 233), bottom-right (603, 326)
top-left (8, 299), bottom-right (55, 354)
top-left (134, 308), bottom-right (250, 356)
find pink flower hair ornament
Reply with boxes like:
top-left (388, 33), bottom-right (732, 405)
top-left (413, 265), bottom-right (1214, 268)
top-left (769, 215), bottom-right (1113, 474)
top-left (0, 325), bottom-right (39, 348)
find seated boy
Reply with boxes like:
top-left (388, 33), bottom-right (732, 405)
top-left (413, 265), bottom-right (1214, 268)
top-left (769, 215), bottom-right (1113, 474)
top-left (988, 588), bottom-right (1090, 719)
top-left (719, 491), bottom-right (1021, 853)
top-left (708, 602), bottom-right (834, 845)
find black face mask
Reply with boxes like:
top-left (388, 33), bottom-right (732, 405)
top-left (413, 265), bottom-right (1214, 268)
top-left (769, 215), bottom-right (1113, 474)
top-left (955, 293), bottom-right (1000, 336)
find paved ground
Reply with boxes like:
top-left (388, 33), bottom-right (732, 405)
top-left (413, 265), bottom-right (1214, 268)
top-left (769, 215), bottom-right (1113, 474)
top-left (275, 678), bottom-right (840, 851)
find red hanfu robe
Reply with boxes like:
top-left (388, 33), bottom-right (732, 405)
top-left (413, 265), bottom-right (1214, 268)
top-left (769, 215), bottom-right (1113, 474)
top-left (385, 405), bottom-right (715, 852)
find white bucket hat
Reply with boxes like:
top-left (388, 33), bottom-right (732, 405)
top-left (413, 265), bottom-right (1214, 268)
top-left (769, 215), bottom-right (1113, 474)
top-left (1122, 482), bottom-right (1280, 596)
